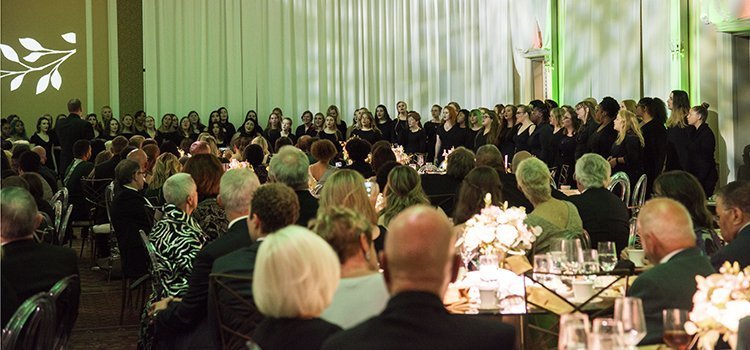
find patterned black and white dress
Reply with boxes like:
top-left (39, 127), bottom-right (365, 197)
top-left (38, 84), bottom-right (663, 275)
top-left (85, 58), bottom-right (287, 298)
top-left (138, 204), bottom-right (206, 349)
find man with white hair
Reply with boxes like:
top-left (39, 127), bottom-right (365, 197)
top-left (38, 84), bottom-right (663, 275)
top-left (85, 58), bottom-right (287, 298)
top-left (628, 198), bottom-right (714, 345)
top-left (269, 145), bottom-right (317, 226)
top-left (568, 153), bottom-right (630, 254)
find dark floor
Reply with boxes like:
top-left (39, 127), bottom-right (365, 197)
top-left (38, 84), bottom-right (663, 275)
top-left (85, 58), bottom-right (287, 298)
top-left (68, 236), bottom-right (140, 350)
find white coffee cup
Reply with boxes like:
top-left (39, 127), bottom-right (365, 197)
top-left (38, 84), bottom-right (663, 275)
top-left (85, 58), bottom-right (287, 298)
top-left (629, 249), bottom-right (645, 267)
top-left (572, 280), bottom-right (595, 302)
top-left (479, 287), bottom-right (498, 309)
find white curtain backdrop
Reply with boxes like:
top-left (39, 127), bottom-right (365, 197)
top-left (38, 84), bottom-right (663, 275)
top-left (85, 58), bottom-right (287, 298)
top-left (143, 0), bottom-right (514, 127)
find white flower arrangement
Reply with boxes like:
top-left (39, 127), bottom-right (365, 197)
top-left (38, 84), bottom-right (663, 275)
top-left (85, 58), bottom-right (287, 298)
top-left (391, 145), bottom-right (411, 165)
top-left (685, 261), bottom-right (750, 350)
top-left (439, 147), bottom-right (456, 171)
top-left (227, 158), bottom-right (252, 170)
top-left (458, 193), bottom-right (542, 257)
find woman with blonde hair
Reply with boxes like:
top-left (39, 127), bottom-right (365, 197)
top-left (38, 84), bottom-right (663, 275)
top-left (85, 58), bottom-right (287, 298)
top-left (351, 111), bottom-right (382, 145)
top-left (317, 169), bottom-right (378, 227)
top-left (608, 109), bottom-right (645, 188)
top-left (378, 165), bottom-right (430, 227)
top-left (145, 152), bottom-right (182, 204)
top-left (251, 135), bottom-right (271, 164)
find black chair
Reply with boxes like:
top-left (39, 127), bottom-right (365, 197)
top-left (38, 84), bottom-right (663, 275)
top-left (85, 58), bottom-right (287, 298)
top-left (115, 231), bottom-right (151, 325)
top-left (48, 275), bottom-right (81, 350)
top-left (209, 273), bottom-right (264, 350)
top-left (1, 292), bottom-right (57, 350)
top-left (57, 205), bottom-right (73, 247)
top-left (79, 178), bottom-right (113, 261)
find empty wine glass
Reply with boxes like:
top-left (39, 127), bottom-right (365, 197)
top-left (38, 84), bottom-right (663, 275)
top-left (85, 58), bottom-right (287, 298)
top-left (614, 297), bottom-right (647, 349)
top-left (533, 253), bottom-right (552, 285)
top-left (597, 241), bottom-right (617, 272)
top-left (663, 309), bottom-right (692, 350)
top-left (589, 318), bottom-right (623, 350)
top-left (562, 239), bottom-right (584, 275)
top-left (581, 249), bottom-right (600, 281)
top-left (559, 312), bottom-right (590, 350)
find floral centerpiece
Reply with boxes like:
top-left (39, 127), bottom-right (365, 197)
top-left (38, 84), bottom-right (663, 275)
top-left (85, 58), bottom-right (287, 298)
top-left (227, 158), bottom-right (252, 170)
top-left (439, 147), bottom-right (455, 171)
top-left (685, 261), bottom-right (750, 350)
top-left (391, 145), bottom-right (411, 165)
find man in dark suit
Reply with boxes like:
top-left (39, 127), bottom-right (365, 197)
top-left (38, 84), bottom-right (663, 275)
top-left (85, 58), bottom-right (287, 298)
top-left (153, 183), bottom-right (299, 348)
top-left (110, 159), bottom-right (151, 279)
top-left (628, 198), bottom-right (715, 345)
top-left (268, 145), bottom-right (318, 227)
top-left (711, 181), bottom-right (750, 270)
top-left (568, 153), bottom-right (630, 253)
top-left (150, 168), bottom-right (260, 348)
top-left (322, 206), bottom-right (516, 350)
top-left (90, 136), bottom-right (129, 180)
top-left (1, 187), bottom-right (78, 327)
top-left (56, 98), bottom-right (94, 175)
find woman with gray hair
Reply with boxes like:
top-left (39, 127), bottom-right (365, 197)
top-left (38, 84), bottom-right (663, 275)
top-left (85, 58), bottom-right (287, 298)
top-left (517, 157), bottom-right (584, 255)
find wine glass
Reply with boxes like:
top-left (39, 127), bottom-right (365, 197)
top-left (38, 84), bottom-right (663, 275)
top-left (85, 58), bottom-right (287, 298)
top-left (589, 318), bottom-right (624, 350)
top-left (562, 239), bottom-right (584, 275)
top-left (597, 241), bottom-right (618, 272)
top-left (663, 309), bottom-right (692, 350)
top-left (559, 312), bottom-right (590, 350)
top-left (614, 297), bottom-right (647, 349)
top-left (581, 249), bottom-right (600, 282)
top-left (459, 244), bottom-right (476, 273)
top-left (533, 253), bottom-right (552, 285)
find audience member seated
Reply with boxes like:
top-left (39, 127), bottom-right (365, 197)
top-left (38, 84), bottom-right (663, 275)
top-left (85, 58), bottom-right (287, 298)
top-left (31, 145), bottom-right (58, 183)
top-left (0, 187), bottom-right (78, 327)
top-left (654, 171), bottom-right (722, 255)
top-left (110, 159), bottom-right (151, 279)
top-left (711, 181), bottom-right (750, 270)
top-left (144, 152), bottom-right (181, 204)
top-left (313, 206), bottom-right (389, 329)
top-left (142, 143), bottom-right (160, 181)
top-left (567, 153), bottom-right (629, 254)
top-left (183, 154), bottom-right (227, 242)
top-left (318, 170), bottom-right (380, 247)
top-left (140, 173), bottom-right (205, 348)
top-left (268, 145), bottom-right (317, 227)
top-left (475, 144), bottom-right (533, 210)
top-left (322, 206), bottom-right (516, 350)
top-left (628, 198), bottom-right (715, 345)
top-left (309, 139), bottom-right (338, 194)
top-left (374, 161), bottom-right (399, 195)
top-left (64, 139), bottom-right (95, 241)
top-left (150, 169), bottom-right (259, 348)
top-left (421, 146), bottom-right (475, 215)
top-left (20, 173), bottom-right (55, 221)
top-left (344, 138), bottom-right (374, 178)
top-left (18, 150), bottom-right (56, 194)
top-left (244, 144), bottom-right (268, 184)
top-left (378, 165), bottom-right (430, 227)
top-left (252, 226), bottom-right (343, 349)
top-left (91, 136), bottom-right (129, 180)
top-left (453, 166), bottom-right (504, 230)
top-left (517, 157), bottom-right (583, 255)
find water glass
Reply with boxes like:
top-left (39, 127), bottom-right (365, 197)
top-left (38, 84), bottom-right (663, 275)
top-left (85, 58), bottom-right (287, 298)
top-left (597, 241), bottom-right (618, 272)
top-left (581, 249), bottom-right (600, 281)
top-left (589, 318), bottom-right (623, 350)
top-left (559, 312), bottom-right (590, 350)
top-left (562, 239), bottom-right (584, 274)
top-left (533, 253), bottom-right (552, 284)
top-left (478, 254), bottom-right (499, 275)
top-left (614, 297), bottom-right (647, 349)
top-left (663, 309), bottom-right (691, 350)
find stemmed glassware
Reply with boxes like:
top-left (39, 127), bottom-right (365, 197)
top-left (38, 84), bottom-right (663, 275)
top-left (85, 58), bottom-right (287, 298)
top-left (559, 313), bottom-right (590, 350)
top-left (614, 297), bottom-right (647, 349)
top-left (459, 244), bottom-right (476, 272)
top-left (561, 239), bottom-right (584, 275)
top-left (597, 241), bottom-right (617, 272)
top-left (663, 309), bottom-right (692, 350)
top-left (581, 249), bottom-right (600, 282)
top-left (589, 318), bottom-right (624, 349)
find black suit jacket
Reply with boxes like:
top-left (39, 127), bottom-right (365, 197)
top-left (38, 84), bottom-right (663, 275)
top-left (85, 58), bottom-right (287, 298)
top-left (711, 224), bottom-right (750, 270)
top-left (55, 113), bottom-right (94, 174)
top-left (296, 190), bottom-right (319, 228)
top-left (1, 239), bottom-right (78, 327)
top-left (628, 248), bottom-right (715, 345)
top-left (154, 218), bottom-right (252, 343)
top-left (568, 187), bottom-right (630, 253)
top-left (322, 291), bottom-right (515, 350)
top-left (110, 186), bottom-right (151, 277)
top-left (93, 154), bottom-right (121, 180)
top-left (64, 160), bottom-right (95, 220)
top-left (255, 317), bottom-right (341, 350)
top-left (497, 172), bottom-right (534, 211)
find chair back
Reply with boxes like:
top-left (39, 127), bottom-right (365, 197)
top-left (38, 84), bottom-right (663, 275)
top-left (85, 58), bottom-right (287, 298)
top-left (607, 172), bottom-right (631, 207)
top-left (57, 204), bottom-right (73, 245)
top-left (209, 273), bottom-right (263, 350)
top-left (104, 183), bottom-right (115, 224)
top-left (627, 216), bottom-right (641, 249)
top-left (48, 275), bottom-right (81, 350)
top-left (1, 292), bottom-right (57, 350)
top-left (81, 178), bottom-right (112, 209)
top-left (138, 230), bottom-right (160, 270)
top-left (50, 188), bottom-right (69, 212)
top-left (630, 174), bottom-right (647, 211)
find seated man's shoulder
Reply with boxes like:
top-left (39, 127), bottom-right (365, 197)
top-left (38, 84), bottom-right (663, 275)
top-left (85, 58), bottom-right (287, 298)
top-left (211, 244), bottom-right (259, 275)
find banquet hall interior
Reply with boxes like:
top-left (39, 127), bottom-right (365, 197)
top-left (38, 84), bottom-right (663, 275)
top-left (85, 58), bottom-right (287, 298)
top-left (1, 0), bottom-right (750, 349)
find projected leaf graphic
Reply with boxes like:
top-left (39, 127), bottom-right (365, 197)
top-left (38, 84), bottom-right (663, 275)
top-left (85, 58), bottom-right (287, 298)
top-left (0, 33), bottom-right (77, 93)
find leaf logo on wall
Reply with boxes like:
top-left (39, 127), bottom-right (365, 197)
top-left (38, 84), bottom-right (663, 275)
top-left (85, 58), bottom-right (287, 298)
top-left (0, 33), bottom-right (77, 94)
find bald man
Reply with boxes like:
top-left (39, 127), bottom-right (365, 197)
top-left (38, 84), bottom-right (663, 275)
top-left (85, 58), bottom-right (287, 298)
top-left (628, 198), bottom-right (714, 345)
top-left (322, 206), bottom-right (515, 350)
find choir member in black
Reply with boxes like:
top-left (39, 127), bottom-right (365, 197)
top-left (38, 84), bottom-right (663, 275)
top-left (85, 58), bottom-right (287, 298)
top-left (101, 119), bottom-right (120, 141)
top-left (608, 110), bottom-right (644, 188)
top-left (278, 117), bottom-right (297, 148)
top-left (639, 97), bottom-right (668, 196)
top-left (218, 107), bottom-right (236, 142)
top-left (528, 100), bottom-right (554, 166)
top-left (665, 90), bottom-right (691, 171)
top-left (513, 104), bottom-right (535, 155)
top-left (351, 111), bottom-right (383, 145)
top-left (101, 106), bottom-right (114, 135)
top-left (295, 110), bottom-right (315, 138)
top-left (343, 138), bottom-right (374, 178)
top-left (208, 122), bottom-right (227, 148)
top-left (86, 113), bottom-right (104, 139)
top-left (327, 105), bottom-right (348, 138)
top-left (311, 112), bottom-right (325, 136)
top-left (686, 102), bottom-right (719, 197)
top-left (265, 113), bottom-right (282, 148)
top-left (177, 116), bottom-right (198, 145)
top-left (233, 118), bottom-right (261, 143)
top-left (155, 114), bottom-right (178, 146)
top-left (392, 101), bottom-right (409, 144)
top-left (375, 104), bottom-right (394, 143)
top-left (346, 108), bottom-right (362, 139)
top-left (319, 115), bottom-right (344, 154)
top-left (245, 110), bottom-right (264, 136)
top-left (400, 111), bottom-right (426, 155)
top-left (588, 96), bottom-right (619, 158)
top-left (473, 109), bottom-right (500, 152)
top-left (29, 115), bottom-right (54, 160)
top-left (434, 105), bottom-right (466, 163)
top-left (548, 107), bottom-right (565, 172)
top-left (574, 100), bottom-right (598, 159)
top-left (464, 109), bottom-right (483, 150)
top-left (553, 106), bottom-right (581, 186)
top-left (497, 105), bottom-right (518, 158)
top-left (119, 114), bottom-right (136, 139)
top-left (142, 116), bottom-right (158, 139)
top-left (187, 110), bottom-right (205, 134)
top-left (424, 104), bottom-right (442, 162)
top-left (208, 110), bottom-right (221, 128)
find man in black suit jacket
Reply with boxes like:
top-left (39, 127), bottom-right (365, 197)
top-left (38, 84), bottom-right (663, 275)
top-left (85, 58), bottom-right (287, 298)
top-left (56, 98), bottom-right (94, 175)
top-left (711, 181), bottom-right (750, 270)
top-left (64, 140), bottom-right (95, 224)
top-left (628, 198), bottom-right (715, 345)
top-left (322, 206), bottom-right (515, 350)
top-left (1, 187), bottom-right (78, 327)
top-left (153, 183), bottom-right (298, 348)
top-left (150, 168), bottom-right (260, 348)
top-left (110, 159), bottom-right (151, 278)
top-left (568, 154), bottom-right (630, 253)
top-left (268, 145), bottom-right (318, 227)
top-left (90, 136), bottom-right (129, 180)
